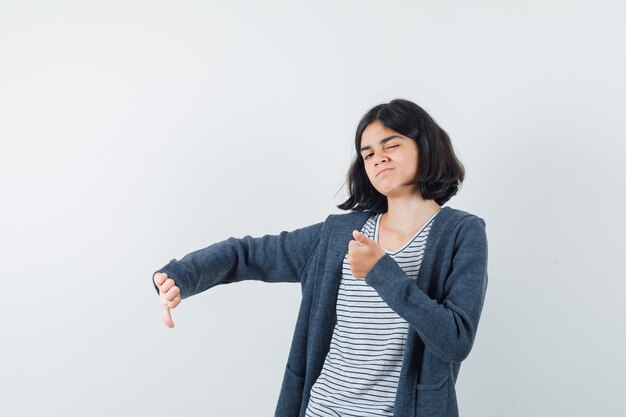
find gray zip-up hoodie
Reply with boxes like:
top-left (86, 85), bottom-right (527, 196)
top-left (153, 206), bottom-right (488, 417)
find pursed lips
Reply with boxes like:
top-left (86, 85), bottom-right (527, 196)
top-left (377, 168), bottom-right (393, 177)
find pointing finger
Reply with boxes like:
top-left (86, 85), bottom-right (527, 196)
top-left (353, 230), bottom-right (371, 244)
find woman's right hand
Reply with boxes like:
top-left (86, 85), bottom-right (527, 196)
top-left (153, 272), bottom-right (181, 328)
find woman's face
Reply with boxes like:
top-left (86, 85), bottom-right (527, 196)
top-left (359, 120), bottom-right (420, 198)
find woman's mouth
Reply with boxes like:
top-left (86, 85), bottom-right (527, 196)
top-left (377, 168), bottom-right (393, 177)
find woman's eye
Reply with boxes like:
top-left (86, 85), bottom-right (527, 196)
top-left (363, 153), bottom-right (373, 160)
top-left (387, 144), bottom-right (399, 149)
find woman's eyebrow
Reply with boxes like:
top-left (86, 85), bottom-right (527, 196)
top-left (360, 135), bottom-right (403, 152)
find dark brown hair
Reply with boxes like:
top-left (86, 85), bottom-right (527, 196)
top-left (337, 99), bottom-right (465, 213)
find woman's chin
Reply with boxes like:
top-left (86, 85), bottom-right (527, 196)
top-left (376, 186), bottom-right (419, 200)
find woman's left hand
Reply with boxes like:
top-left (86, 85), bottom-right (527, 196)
top-left (348, 230), bottom-right (386, 279)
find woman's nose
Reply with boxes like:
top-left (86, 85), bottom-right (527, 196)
top-left (374, 154), bottom-right (389, 166)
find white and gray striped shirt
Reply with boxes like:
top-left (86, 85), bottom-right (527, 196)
top-left (304, 210), bottom-right (439, 417)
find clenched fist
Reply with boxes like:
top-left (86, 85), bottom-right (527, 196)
top-left (153, 272), bottom-right (181, 328)
top-left (347, 230), bottom-right (386, 279)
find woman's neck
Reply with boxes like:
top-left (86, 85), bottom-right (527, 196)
top-left (383, 195), bottom-right (441, 234)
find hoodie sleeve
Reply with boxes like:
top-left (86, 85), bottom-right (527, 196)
top-left (152, 221), bottom-right (324, 299)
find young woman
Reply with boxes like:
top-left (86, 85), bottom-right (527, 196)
top-left (152, 99), bottom-right (488, 417)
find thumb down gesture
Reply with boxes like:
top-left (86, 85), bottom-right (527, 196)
top-left (153, 272), bottom-right (181, 328)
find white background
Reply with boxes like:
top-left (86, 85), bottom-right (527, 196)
top-left (1, 1), bottom-right (625, 416)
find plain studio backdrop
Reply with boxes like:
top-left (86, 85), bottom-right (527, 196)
top-left (1, 1), bottom-right (624, 416)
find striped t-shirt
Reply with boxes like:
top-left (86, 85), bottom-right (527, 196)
top-left (304, 210), bottom-right (439, 417)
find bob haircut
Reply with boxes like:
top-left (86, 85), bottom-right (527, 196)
top-left (337, 99), bottom-right (465, 213)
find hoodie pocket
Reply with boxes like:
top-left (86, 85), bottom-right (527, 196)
top-left (415, 375), bottom-right (449, 417)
